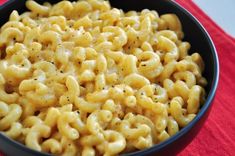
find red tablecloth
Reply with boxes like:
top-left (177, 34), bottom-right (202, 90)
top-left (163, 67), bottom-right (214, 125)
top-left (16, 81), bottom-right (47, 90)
top-left (175, 1), bottom-right (235, 156)
top-left (0, 0), bottom-right (235, 156)
top-left (0, 0), bottom-right (7, 6)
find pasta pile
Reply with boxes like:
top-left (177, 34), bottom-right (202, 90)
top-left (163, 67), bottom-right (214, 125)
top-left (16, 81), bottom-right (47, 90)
top-left (0, 0), bottom-right (207, 155)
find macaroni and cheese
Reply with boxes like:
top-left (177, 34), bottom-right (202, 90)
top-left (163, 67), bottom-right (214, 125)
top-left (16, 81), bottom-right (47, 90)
top-left (0, 0), bottom-right (207, 155)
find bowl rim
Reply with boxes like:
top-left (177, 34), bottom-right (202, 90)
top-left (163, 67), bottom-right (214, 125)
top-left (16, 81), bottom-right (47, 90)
top-left (0, 0), bottom-right (219, 156)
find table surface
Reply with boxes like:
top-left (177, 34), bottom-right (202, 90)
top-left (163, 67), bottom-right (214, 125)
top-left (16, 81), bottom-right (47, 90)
top-left (194, 0), bottom-right (235, 37)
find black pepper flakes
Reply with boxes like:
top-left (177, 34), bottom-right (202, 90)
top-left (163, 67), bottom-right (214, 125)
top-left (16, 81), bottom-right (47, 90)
top-left (34, 111), bottom-right (40, 116)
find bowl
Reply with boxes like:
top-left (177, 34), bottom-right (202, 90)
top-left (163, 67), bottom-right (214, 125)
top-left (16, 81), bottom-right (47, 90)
top-left (0, 0), bottom-right (219, 156)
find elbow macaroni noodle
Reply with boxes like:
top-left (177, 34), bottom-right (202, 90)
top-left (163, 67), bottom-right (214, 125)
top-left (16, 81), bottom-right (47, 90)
top-left (0, 0), bottom-right (207, 155)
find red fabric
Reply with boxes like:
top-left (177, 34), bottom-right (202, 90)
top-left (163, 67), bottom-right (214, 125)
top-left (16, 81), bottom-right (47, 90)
top-left (0, 0), bottom-right (235, 156)
top-left (0, 0), bottom-right (7, 6)
top-left (175, 1), bottom-right (235, 156)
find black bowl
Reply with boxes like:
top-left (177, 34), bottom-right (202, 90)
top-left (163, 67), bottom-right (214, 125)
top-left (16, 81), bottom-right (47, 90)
top-left (0, 0), bottom-right (219, 156)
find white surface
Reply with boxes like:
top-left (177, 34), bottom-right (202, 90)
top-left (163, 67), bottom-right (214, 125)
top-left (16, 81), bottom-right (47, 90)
top-left (194, 0), bottom-right (235, 37)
